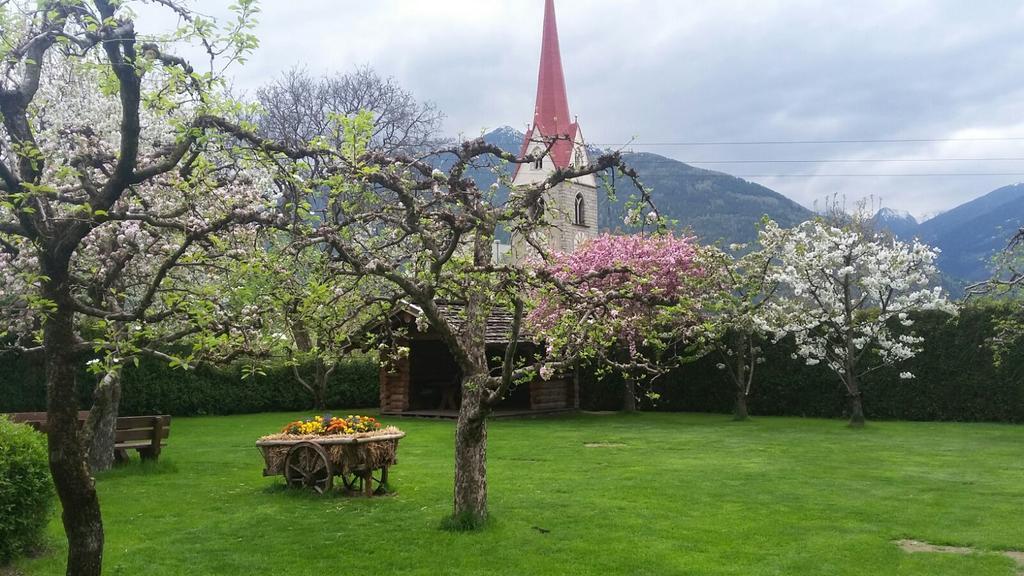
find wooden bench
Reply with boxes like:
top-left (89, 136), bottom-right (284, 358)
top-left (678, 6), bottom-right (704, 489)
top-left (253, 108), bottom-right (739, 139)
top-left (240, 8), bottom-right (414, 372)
top-left (4, 412), bottom-right (171, 462)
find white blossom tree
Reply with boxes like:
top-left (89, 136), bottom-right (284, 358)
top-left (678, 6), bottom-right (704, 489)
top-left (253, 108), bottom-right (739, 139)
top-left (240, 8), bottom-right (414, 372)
top-left (0, 2), bottom-right (278, 574)
top-left (763, 218), bottom-right (956, 426)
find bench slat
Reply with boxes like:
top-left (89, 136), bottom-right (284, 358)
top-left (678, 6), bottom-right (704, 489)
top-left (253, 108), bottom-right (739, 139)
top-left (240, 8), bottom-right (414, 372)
top-left (115, 441), bottom-right (167, 449)
top-left (114, 427), bottom-right (171, 442)
top-left (115, 415), bottom-right (171, 429)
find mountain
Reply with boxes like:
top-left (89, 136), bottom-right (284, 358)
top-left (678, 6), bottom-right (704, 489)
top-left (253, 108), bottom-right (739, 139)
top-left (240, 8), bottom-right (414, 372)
top-left (469, 128), bottom-right (1024, 288)
top-left (869, 184), bottom-right (1024, 287)
top-left (872, 208), bottom-right (919, 239)
top-left (917, 183), bottom-right (1024, 282)
top-left (471, 127), bottom-right (813, 245)
top-left (602, 152), bottom-right (813, 244)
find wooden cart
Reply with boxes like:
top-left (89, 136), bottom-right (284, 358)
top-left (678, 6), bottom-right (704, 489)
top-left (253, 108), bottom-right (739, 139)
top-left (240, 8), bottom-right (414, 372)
top-left (256, 431), bottom-right (405, 496)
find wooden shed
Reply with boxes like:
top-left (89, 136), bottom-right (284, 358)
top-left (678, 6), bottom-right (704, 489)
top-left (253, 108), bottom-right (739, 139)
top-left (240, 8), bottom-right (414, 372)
top-left (378, 304), bottom-right (578, 418)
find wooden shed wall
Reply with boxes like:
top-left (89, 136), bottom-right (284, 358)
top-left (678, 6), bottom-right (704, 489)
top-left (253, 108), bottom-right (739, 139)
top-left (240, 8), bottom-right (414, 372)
top-left (380, 355), bottom-right (411, 414)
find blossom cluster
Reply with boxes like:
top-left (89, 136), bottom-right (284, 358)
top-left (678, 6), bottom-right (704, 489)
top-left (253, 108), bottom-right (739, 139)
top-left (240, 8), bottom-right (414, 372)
top-left (281, 415), bottom-right (382, 437)
top-left (528, 233), bottom-right (707, 369)
top-left (0, 53), bottom-right (288, 365)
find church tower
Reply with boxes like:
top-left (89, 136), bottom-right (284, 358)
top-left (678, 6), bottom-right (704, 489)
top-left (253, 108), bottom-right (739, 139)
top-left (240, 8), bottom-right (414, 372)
top-left (510, 0), bottom-right (598, 261)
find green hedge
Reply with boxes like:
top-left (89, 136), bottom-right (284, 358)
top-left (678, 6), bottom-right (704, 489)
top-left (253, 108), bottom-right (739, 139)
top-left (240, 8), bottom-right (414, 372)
top-left (0, 417), bottom-right (53, 565)
top-left (0, 356), bottom-right (380, 417)
top-left (4, 306), bottom-right (1022, 423)
top-left (582, 306), bottom-right (1024, 423)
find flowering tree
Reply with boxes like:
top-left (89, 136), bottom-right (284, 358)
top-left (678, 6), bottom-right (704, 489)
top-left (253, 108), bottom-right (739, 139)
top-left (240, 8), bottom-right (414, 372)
top-left (233, 238), bottom-right (387, 410)
top-left (0, 2), bottom-right (276, 574)
top-left (967, 228), bottom-right (1024, 364)
top-left (701, 226), bottom-right (788, 421)
top-left (249, 69), bottom-right (445, 408)
top-left (234, 106), bottom-right (661, 526)
top-left (528, 233), bottom-right (709, 411)
top-left (764, 218), bottom-right (956, 426)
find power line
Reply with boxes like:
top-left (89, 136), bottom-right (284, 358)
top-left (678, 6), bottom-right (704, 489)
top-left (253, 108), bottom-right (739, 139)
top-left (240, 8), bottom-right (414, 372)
top-left (678, 157), bottom-right (1024, 164)
top-left (614, 172), bottom-right (1024, 178)
top-left (592, 136), bottom-right (1024, 147)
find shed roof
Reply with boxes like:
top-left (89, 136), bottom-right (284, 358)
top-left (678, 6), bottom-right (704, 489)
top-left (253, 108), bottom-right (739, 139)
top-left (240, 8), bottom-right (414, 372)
top-left (399, 302), bottom-right (533, 345)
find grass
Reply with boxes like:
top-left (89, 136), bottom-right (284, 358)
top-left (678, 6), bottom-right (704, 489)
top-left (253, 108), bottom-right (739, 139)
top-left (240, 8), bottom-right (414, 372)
top-left (13, 412), bottom-right (1024, 575)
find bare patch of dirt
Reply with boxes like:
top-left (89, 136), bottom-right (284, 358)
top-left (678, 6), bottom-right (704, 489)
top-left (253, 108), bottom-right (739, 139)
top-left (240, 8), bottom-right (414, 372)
top-left (584, 443), bottom-right (627, 448)
top-left (896, 539), bottom-right (1024, 574)
top-left (1006, 551), bottom-right (1024, 571)
top-left (897, 539), bottom-right (977, 556)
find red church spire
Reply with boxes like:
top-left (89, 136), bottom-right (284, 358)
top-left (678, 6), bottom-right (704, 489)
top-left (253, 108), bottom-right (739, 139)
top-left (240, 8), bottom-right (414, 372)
top-left (516, 0), bottom-right (580, 174)
top-left (533, 0), bottom-right (572, 139)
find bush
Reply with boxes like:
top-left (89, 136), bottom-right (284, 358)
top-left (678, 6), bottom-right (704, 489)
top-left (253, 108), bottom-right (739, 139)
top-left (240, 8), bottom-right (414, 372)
top-left (0, 417), bottom-right (53, 565)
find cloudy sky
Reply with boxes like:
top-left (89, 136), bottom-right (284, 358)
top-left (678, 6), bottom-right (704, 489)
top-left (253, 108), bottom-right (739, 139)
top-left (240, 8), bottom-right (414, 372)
top-left (139, 0), bottom-right (1024, 220)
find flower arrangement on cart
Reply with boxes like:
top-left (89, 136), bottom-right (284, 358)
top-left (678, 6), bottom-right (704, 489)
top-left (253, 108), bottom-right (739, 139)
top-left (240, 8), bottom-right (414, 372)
top-left (257, 414), bottom-right (405, 496)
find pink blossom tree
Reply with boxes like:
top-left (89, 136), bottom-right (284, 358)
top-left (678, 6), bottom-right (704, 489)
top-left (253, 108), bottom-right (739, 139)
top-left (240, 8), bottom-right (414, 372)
top-left (528, 233), bottom-right (711, 411)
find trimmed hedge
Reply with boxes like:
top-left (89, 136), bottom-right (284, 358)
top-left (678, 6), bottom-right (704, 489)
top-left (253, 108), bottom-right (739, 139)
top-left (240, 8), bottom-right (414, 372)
top-left (0, 356), bottom-right (380, 417)
top-left (3, 306), bottom-right (1022, 423)
top-left (0, 417), bottom-right (53, 565)
top-left (582, 306), bottom-right (1024, 423)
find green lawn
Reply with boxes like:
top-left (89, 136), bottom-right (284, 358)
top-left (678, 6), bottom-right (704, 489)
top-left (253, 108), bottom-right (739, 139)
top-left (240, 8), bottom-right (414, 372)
top-left (14, 412), bottom-right (1024, 575)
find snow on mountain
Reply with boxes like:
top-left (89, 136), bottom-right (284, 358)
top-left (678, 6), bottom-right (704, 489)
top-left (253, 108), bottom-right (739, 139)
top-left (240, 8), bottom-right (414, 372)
top-left (872, 207), bottom-right (921, 240)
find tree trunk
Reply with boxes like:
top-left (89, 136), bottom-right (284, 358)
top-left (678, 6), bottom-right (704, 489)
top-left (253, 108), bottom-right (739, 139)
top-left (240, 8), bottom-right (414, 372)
top-left (449, 231), bottom-right (497, 526)
top-left (623, 379), bottom-right (637, 413)
top-left (85, 371), bottom-right (122, 473)
top-left (733, 332), bottom-right (749, 421)
top-left (312, 359), bottom-right (327, 411)
top-left (453, 382), bottom-right (488, 524)
top-left (848, 392), bottom-right (865, 428)
top-left (734, 389), bottom-right (750, 422)
top-left (846, 371), bottom-right (865, 427)
top-left (841, 269), bottom-right (865, 428)
top-left (43, 282), bottom-right (104, 576)
top-left (287, 314), bottom-right (327, 410)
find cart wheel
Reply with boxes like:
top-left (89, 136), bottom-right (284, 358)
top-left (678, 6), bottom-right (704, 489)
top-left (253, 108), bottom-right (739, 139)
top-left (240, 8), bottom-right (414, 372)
top-left (284, 442), bottom-right (333, 494)
top-left (372, 467), bottom-right (390, 495)
top-left (338, 469), bottom-right (383, 496)
top-left (341, 471), bottom-right (361, 493)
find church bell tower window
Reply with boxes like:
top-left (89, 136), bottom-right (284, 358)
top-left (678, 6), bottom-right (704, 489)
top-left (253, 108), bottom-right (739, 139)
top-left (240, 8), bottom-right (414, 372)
top-left (574, 193), bottom-right (586, 226)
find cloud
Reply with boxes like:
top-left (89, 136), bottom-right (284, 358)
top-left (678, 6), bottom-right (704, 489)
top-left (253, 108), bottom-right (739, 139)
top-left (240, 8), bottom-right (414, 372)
top-left (136, 0), bottom-right (1024, 219)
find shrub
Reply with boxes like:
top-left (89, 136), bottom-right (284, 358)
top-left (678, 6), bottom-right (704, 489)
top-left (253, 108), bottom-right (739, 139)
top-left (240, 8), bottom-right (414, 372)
top-left (0, 417), bottom-right (53, 565)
